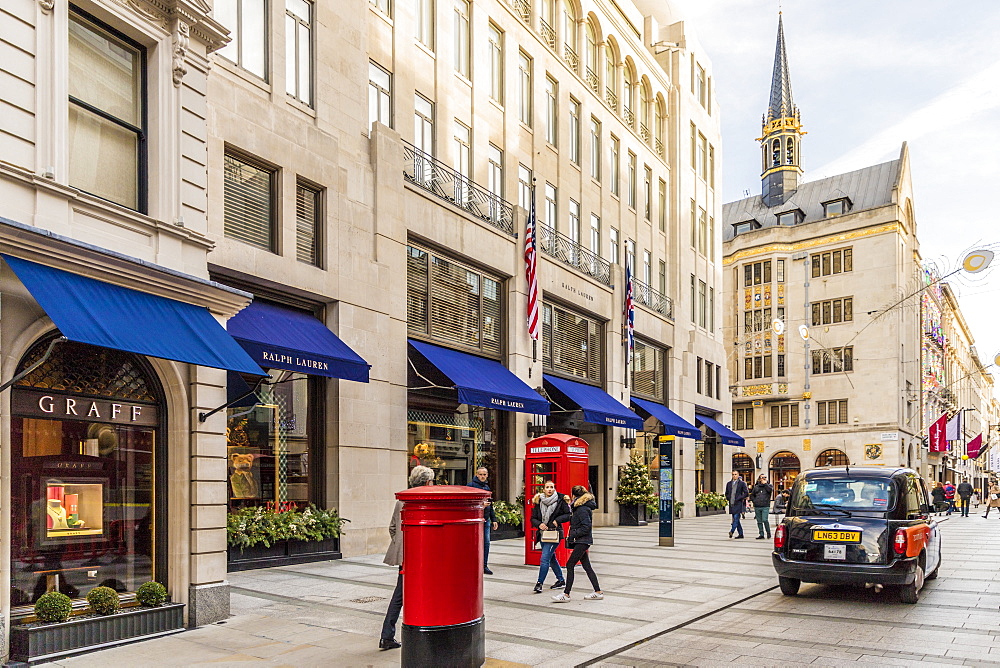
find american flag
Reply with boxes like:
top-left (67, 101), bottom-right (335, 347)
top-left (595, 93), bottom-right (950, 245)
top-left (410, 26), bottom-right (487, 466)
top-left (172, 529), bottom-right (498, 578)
top-left (624, 261), bottom-right (634, 362)
top-left (524, 185), bottom-right (540, 340)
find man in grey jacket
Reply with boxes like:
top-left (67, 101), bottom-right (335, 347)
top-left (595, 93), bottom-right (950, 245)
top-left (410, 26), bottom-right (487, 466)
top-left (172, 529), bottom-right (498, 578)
top-left (379, 466), bottom-right (434, 651)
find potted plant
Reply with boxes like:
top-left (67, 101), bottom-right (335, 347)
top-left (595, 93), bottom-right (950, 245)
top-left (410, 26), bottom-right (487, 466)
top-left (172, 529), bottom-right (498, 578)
top-left (10, 583), bottom-right (184, 664)
top-left (615, 451), bottom-right (657, 526)
top-left (674, 501), bottom-right (684, 518)
top-left (227, 502), bottom-right (349, 571)
top-left (491, 500), bottom-right (525, 540)
top-left (695, 492), bottom-right (729, 517)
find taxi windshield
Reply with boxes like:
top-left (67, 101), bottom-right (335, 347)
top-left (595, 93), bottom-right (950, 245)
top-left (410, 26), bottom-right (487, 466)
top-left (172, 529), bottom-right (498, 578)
top-left (791, 477), bottom-right (895, 514)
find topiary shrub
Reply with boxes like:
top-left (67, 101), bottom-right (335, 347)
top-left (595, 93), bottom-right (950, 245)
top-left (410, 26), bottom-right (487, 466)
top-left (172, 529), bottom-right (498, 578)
top-left (34, 591), bottom-right (73, 623)
top-left (86, 586), bottom-right (120, 615)
top-left (135, 581), bottom-right (168, 607)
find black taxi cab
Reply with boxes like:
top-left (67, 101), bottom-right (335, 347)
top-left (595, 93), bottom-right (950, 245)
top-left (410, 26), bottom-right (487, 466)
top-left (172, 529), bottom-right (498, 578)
top-left (772, 466), bottom-right (941, 603)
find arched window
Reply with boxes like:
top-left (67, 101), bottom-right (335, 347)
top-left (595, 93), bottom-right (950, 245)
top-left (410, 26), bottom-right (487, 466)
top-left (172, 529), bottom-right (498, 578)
top-left (733, 452), bottom-right (755, 484)
top-left (771, 139), bottom-right (780, 167)
top-left (604, 43), bottom-right (617, 107)
top-left (639, 81), bottom-right (650, 137)
top-left (785, 137), bottom-right (795, 165)
top-left (623, 65), bottom-right (635, 125)
top-left (816, 449), bottom-right (849, 467)
top-left (585, 21), bottom-right (598, 78)
top-left (769, 451), bottom-right (801, 491)
top-left (654, 96), bottom-right (666, 155)
top-left (562, 1), bottom-right (578, 66)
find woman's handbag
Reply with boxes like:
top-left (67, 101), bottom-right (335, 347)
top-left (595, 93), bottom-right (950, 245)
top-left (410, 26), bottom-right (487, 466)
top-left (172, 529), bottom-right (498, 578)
top-left (540, 530), bottom-right (560, 543)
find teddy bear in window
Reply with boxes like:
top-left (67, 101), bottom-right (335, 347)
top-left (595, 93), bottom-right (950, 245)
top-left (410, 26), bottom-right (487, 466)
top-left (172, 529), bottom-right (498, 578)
top-left (230, 453), bottom-right (259, 499)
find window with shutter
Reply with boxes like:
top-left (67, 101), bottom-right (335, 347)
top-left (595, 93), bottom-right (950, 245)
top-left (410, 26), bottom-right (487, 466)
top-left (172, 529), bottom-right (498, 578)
top-left (632, 339), bottom-right (665, 401)
top-left (407, 247), bottom-right (430, 335)
top-left (543, 302), bottom-right (602, 381)
top-left (296, 180), bottom-right (322, 265)
top-left (224, 151), bottom-right (276, 251)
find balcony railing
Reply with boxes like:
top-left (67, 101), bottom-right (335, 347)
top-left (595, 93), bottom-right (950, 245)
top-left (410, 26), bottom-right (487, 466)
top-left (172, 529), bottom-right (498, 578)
top-left (605, 87), bottom-right (617, 111)
top-left (402, 141), bottom-right (515, 237)
top-left (623, 107), bottom-right (635, 127)
top-left (655, 137), bottom-right (664, 157)
top-left (585, 67), bottom-right (600, 94)
top-left (639, 123), bottom-right (650, 142)
top-left (632, 278), bottom-right (674, 319)
top-left (512, 0), bottom-right (530, 22)
top-left (563, 44), bottom-right (578, 71)
top-left (540, 19), bottom-right (556, 49)
top-left (537, 223), bottom-right (612, 287)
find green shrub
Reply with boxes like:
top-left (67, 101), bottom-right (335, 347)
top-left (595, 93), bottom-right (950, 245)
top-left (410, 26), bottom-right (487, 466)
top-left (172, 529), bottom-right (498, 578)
top-left (695, 492), bottom-right (729, 510)
top-left (227, 504), bottom-right (349, 549)
top-left (86, 586), bottom-right (120, 615)
top-left (615, 450), bottom-right (658, 509)
top-left (492, 500), bottom-right (523, 526)
top-left (136, 581), bottom-right (168, 607)
top-left (34, 591), bottom-right (73, 623)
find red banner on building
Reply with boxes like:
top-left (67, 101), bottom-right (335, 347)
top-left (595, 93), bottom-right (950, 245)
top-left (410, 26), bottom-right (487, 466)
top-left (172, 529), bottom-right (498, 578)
top-left (966, 433), bottom-right (984, 459)
top-left (928, 413), bottom-right (948, 452)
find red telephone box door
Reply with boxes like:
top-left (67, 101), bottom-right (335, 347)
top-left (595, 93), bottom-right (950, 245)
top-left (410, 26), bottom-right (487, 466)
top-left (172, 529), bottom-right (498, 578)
top-left (524, 434), bottom-right (590, 566)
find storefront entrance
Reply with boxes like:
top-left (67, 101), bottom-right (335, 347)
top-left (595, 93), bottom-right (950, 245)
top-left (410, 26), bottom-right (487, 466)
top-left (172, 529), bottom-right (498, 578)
top-left (733, 452), bottom-right (756, 484)
top-left (769, 451), bottom-right (801, 492)
top-left (9, 337), bottom-right (165, 608)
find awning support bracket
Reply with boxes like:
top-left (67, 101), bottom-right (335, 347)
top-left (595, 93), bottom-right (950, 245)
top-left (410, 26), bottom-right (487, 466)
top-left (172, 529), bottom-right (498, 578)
top-left (0, 335), bottom-right (67, 394)
top-left (198, 375), bottom-right (270, 423)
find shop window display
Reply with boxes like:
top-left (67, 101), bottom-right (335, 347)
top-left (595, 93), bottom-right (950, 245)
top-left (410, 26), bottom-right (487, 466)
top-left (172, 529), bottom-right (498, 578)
top-left (406, 407), bottom-right (501, 487)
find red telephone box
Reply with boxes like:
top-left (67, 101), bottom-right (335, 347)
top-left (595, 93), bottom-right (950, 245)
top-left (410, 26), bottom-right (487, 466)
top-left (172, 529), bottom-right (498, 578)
top-left (523, 434), bottom-right (590, 566)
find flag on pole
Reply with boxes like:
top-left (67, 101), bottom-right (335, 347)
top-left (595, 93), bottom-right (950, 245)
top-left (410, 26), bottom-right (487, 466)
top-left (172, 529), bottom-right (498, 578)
top-left (623, 261), bottom-right (634, 363)
top-left (929, 413), bottom-right (948, 452)
top-left (524, 185), bottom-right (540, 340)
top-left (945, 412), bottom-right (961, 441)
top-left (967, 433), bottom-right (984, 459)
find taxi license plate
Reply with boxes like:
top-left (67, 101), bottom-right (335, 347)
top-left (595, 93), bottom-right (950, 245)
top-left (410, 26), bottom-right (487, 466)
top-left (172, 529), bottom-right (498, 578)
top-left (813, 530), bottom-right (861, 542)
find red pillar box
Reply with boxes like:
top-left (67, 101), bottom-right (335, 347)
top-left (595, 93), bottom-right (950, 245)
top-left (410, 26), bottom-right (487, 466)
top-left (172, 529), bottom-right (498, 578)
top-left (398, 485), bottom-right (489, 668)
top-left (524, 434), bottom-right (589, 566)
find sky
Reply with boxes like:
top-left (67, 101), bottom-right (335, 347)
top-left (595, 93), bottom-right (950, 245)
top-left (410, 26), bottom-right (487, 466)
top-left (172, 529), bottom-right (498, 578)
top-left (675, 0), bottom-right (1000, 368)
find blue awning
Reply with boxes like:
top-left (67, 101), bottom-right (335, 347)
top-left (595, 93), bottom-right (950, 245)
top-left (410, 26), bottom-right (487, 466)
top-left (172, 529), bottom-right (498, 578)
top-left (696, 415), bottom-right (746, 447)
top-left (227, 301), bottom-right (370, 382)
top-left (632, 398), bottom-right (701, 439)
top-left (409, 340), bottom-right (548, 414)
top-left (3, 255), bottom-right (263, 375)
top-left (543, 375), bottom-right (643, 430)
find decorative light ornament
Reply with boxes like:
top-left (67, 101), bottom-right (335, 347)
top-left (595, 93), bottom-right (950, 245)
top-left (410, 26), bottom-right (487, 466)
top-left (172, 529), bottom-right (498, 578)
top-left (772, 319), bottom-right (785, 335)
top-left (798, 324), bottom-right (810, 341)
top-left (962, 249), bottom-right (994, 273)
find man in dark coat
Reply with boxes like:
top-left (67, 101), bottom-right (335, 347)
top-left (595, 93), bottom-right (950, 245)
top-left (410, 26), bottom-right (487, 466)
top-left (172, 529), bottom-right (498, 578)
top-left (750, 474), bottom-right (774, 539)
top-left (725, 471), bottom-right (750, 539)
top-left (956, 479), bottom-right (974, 517)
top-left (468, 467), bottom-right (499, 574)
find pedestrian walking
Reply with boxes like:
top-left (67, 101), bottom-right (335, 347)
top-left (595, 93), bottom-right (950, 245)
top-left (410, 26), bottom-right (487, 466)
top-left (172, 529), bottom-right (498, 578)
top-left (943, 481), bottom-right (956, 515)
top-left (725, 471), bottom-right (749, 539)
top-left (957, 479), bottom-right (974, 517)
top-left (530, 480), bottom-right (572, 593)
top-left (750, 474), bottom-right (774, 539)
top-left (379, 465), bottom-right (434, 651)
top-left (983, 482), bottom-right (1000, 518)
top-left (468, 467), bottom-right (499, 574)
top-left (552, 485), bottom-right (603, 602)
top-left (931, 481), bottom-right (946, 514)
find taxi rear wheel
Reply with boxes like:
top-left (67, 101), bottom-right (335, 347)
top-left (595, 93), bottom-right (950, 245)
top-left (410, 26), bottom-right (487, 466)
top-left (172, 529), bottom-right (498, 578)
top-left (898, 563), bottom-right (924, 604)
top-left (778, 576), bottom-right (800, 596)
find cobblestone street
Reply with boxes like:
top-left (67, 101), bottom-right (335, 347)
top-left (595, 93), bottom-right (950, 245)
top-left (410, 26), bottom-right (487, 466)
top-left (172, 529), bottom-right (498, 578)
top-left (50, 509), bottom-right (1000, 667)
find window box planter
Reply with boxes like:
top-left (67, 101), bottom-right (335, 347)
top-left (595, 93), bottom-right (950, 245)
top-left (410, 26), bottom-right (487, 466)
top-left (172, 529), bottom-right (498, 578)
top-left (227, 536), bottom-right (341, 572)
top-left (491, 523), bottom-right (524, 541)
top-left (10, 602), bottom-right (184, 664)
top-left (618, 504), bottom-right (648, 526)
top-left (695, 507), bottom-right (726, 517)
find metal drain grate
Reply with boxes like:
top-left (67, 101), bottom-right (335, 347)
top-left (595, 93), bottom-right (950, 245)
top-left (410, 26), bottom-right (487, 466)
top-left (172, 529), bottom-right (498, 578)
top-left (350, 596), bottom-right (386, 604)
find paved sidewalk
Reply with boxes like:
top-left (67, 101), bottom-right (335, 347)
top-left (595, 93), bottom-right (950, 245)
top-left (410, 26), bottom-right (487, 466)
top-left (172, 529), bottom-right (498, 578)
top-left (52, 512), bottom-right (779, 667)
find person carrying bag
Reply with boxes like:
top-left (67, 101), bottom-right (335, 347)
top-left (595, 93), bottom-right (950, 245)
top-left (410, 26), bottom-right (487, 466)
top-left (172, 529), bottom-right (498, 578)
top-left (530, 480), bottom-right (571, 593)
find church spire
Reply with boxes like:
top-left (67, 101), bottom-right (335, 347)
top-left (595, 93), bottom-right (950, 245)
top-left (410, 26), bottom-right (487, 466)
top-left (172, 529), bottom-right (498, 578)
top-left (759, 13), bottom-right (805, 208)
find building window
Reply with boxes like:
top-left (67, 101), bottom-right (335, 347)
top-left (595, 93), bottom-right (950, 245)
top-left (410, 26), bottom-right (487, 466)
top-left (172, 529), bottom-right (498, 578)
top-left (414, 93), bottom-right (434, 154)
top-left (224, 150), bottom-right (276, 251)
top-left (777, 353), bottom-right (786, 377)
top-left (658, 260), bottom-right (666, 295)
top-left (811, 298), bottom-right (854, 326)
top-left (625, 239), bottom-right (636, 273)
top-left (452, 120), bottom-right (472, 202)
top-left (519, 51), bottom-right (533, 126)
top-left (216, 0), bottom-right (267, 79)
top-left (68, 10), bottom-right (146, 211)
top-left (658, 179), bottom-right (666, 232)
top-left (708, 144), bottom-right (715, 189)
top-left (295, 179), bottom-right (322, 266)
top-left (643, 166), bottom-right (652, 220)
top-left (689, 275), bottom-right (696, 323)
top-left (545, 183), bottom-right (557, 229)
top-left (696, 357), bottom-right (703, 394)
top-left (632, 339), bottom-right (665, 401)
top-left (642, 250), bottom-right (651, 286)
top-left (370, 0), bottom-right (391, 15)
top-left (488, 24), bottom-right (503, 102)
top-left (589, 118), bottom-right (601, 180)
top-left (811, 347), bottom-right (854, 374)
top-left (734, 406), bottom-right (754, 430)
top-left (770, 403), bottom-right (799, 428)
top-left (698, 208), bottom-right (707, 255)
top-left (568, 200), bottom-right (581, 245)
top-left (609, 228), bottom-right (619, 264)
top-left (589, 214), bottom-right (601, 255)
top-left (816, 399), bottom-right (849, 426)
top-left (690, 200), bottom-right (697, 248)
top-left (708, 287), bottom-right (715, 332)
top-left (698, 280), bottom-right (707, 328)
top-left (368, 62), bottom-right (392, 128)
top-left (733, 220), bottom-right (759, 235)
top-left (697, 132), bottom-right (708, 180)
top-left (407, 245), bottom-right (503, 355)
top-left (518, 164), bottom-right (531, 210)
top-left (776, 259), bottom-right (785, 282)
top-left (743, 260), bottom-right (772, 286)
top-left (285, 0), bottom-right (313, 105)
top-left (744, 355), bottom-right (772, 380)
top-left (568, 98), bottom-right (580, 162)
top-left (743, 307), bottom-right (772, 333)
top-left (454, 0), bottom-right (470, 77)
top-left (545, 75), bottom-right (558, 145)
top-left (416, 0), bottom-right (434, 49)
top-left (709, 216), bottom-right (715, 258)
top-left (704, 359), bottom-right (714, 397)
top-left (690, 123), bottom-right (697, 170)
top-left (696, 62), bottom-right (707, 107)
top-left (627, 151), bottom-right (637, 209)
top-left (811, 248), bottom-right (853, 277)
top-left (823, 199), bottom-right (848, 217)
top-left (541, 303), bottom-right (602, 381)
top-left (487, 144), bottom-right (503, 199)
top-left (610, 135), bottom-right (620, 196)
top-left (777, 211), bottom-right (798, 226)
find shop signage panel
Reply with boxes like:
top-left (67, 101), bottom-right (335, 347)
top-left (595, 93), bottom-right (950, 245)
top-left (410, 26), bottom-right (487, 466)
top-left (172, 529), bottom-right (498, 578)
top-left (12, 388), bottom-right (158, 426)
top-left (658, 436), bottom-right (674, 547)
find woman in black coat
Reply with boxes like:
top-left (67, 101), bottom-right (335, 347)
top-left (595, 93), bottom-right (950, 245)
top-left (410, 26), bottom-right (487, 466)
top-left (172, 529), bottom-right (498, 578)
top-left (551, 485), bottom-right (603, 602)
top-left (529, 480), bottom-right (572, 593)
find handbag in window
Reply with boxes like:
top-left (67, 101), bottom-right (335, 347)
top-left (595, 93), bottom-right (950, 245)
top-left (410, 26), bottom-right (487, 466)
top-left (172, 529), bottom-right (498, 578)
top-left (540, 530), bottom-right (560, 543)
